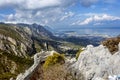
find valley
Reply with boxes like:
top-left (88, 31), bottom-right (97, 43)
top-left (0, 23), bottom-right (119, 80)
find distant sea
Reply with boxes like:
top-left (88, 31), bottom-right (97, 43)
top-left (56, 27), bottom-right (120, 37)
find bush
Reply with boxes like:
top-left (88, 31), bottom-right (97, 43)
top-left (102, 37), bottom-right (120, 54)
top-left (76, 49), bottom-right (83, 60)
top-left (43, 53), bottom-right (65, 69)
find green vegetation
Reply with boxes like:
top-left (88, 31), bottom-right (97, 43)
top-left (30, 52), bottom-right (77, 80)
top-left (0, 72), bottom-right (16, 79)
top-left (43, 53), bottom-right (65, 69)
top-left (76, 49), bottom-right (83, 60)
top-left (0, 24), bottom-right (22, 41)
top-left (34, 41), bottom-right (41, 52)
top-left (0, 49), bottom-right (33, 80)
top-left (102, 37), bottom-right (120, 54)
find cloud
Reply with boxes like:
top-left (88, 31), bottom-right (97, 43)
top-left (60, 12), bottom-right (74, 21)
top-left (22, 0), bottom-right (61, 10)
top-left (72, 14), bottom-right (120, 26)
top-left (0, 0), bottom-right (76, 10)
top-left (80, 0), bottom-right (98, 7)
top-left (0, 0), bottom-right (77, 25)
top-left (0, 0), bottom-right (119, 27)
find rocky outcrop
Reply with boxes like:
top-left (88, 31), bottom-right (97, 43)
top-left (0, 34), bottom-right (31, 57)
top-left (71, 43), bottom-right (120, 80)
top-left (16, 50), bottom-right (57, 80)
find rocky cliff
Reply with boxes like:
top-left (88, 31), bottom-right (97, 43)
top-left (0, 23), bottom-right (56, 79)
top-left (71, 43), bottom-right (120, 80)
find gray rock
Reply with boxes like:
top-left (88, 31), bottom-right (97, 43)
top-left (16, 50), bottom-right (56, 80)
top-left (71, 43), bottom-right (120, 80)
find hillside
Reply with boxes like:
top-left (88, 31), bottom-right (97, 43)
top-left (0, 23), bottom-right (81, 79)
top-left (0, 23), bottom-right (62, 79)
top-left (0, 22), bottom-right (113, 80)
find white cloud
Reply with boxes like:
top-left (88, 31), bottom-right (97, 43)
top-left (60, 12), bottom-right (74, 21)
top-left (0, 0), bottom-right (76, 10)
top-left (0, 0), bottom-right (118, 27)
top-left (23, 0), bottom-right (61, 10)
top-left (72, 14), bottom-right (120, 26)
top-left (0, 0), bottom-right (77, 25)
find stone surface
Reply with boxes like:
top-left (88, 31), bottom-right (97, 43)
top-left (71, 43), bottom-right (120, 80)
top-left (16, 50), bottom-right (56, 80)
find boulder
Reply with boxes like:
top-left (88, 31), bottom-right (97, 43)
top-left (71, 43), bottom-right (120, 80)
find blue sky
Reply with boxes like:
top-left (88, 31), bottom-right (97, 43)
top-left (0, 0), bottom-right (120, 29)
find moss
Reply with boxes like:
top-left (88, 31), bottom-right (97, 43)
top-left (43, 53), bottom-right (65, 69)
top-left (76, 49), bottom-right (83, 60)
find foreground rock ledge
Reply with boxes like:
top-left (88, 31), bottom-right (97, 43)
top-left (15, 51), bottom-right (56, 80)
top-left (71, 43), bottom-right (120, 80)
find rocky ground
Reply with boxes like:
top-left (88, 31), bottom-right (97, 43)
top-left (71, 38), bottom-right (120, 80)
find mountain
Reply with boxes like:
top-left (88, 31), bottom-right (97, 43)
top-left (0, 23), bottom-right (62, 79)
top-left (0, 22), bottom-right (112, 79)
top-left (0, 22), bottom-right (83, 79)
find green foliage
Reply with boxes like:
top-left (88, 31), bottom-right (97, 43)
top-left (2, 51), bottom-right (33, 65)
top-left (76, 49), bottom-right (83, 60)
top-left (43, 53), bottom-right (65, 69)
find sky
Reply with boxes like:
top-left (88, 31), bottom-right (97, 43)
top-left (0, 0), bottom-right (120, 29)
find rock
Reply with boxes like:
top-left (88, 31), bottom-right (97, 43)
top-left (7, 37), bottom-right (16, 45)
top-left (71, 43), bottom-right (120, 80)
top-left (23, 27), bottom-right (32, 35)
top-left (16, 50), bottom-right (56, 80)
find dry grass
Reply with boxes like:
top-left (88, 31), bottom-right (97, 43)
top-left (102, 37), bottom-right (120, 54)
top-left (30, 64), bottom-right (76, 80)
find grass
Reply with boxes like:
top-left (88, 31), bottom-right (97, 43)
top-left (30, 64), bottom-right (76, 80)
top-left (43, 53), bottom-right (65, 69)
top-left (76, 49), bottom-right (83, 60)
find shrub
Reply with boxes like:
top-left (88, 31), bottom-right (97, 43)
top-left (76, 49), bottom-right (83, 60)
top-left (43, 53), bottom-right (65, 69)
top-left (102, 37), bottom-right (120, 54)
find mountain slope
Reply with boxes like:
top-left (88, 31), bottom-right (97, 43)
top-left (0, 23), bottom-right (57, 79)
